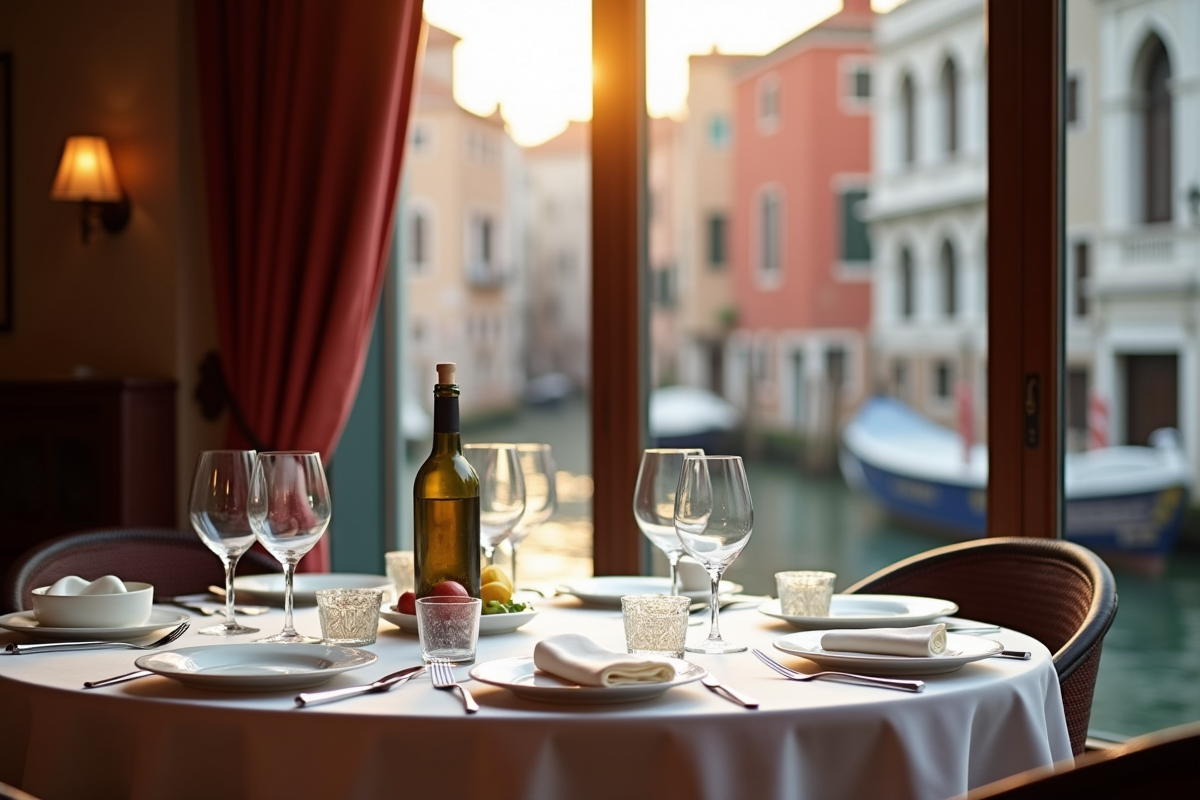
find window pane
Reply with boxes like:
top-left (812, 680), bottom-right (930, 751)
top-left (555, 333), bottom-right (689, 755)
top-left (1065, 0), bottom-right (1200, 737)
top-left (401, 5), bottom-right (594, 586)
top-left (645, 0), bottom-right (983, 616)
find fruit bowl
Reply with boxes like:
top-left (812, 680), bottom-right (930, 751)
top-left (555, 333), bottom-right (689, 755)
top-left (379, 606), bottom-right (538, 636)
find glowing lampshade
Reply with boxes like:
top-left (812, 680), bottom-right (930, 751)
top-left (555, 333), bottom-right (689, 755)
top-left (50, 136), bottom-right (123, 202)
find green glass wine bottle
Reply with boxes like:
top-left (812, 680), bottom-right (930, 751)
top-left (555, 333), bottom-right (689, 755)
top-left (413, 363), bottom-right (481, 598)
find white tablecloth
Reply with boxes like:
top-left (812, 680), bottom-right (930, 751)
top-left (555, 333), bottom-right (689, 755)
top-left (0, 596), bottom-right (1072, 800)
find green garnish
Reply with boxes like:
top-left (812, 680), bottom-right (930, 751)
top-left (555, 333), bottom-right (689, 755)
top-left (482, 599), bottom-right (531, 615)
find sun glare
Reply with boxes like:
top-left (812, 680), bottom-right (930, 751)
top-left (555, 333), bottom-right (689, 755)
top-left (423, 0), bottom-right (902, 146)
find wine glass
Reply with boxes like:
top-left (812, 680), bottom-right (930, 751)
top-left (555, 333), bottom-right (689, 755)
top-left (463, 444), bottom-right (526, 565)
top-left (188, 450), bottom-right (260, 636)
top-left (633, 448), bottom-right (703, 596)
top-left (508, 443), bottom-right (557, 589)
top-left (248, 451), bottom-right (331, 644)
top-left (674, 455), bottom-right (754, 654)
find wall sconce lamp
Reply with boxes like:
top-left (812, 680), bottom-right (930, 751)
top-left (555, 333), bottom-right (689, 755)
top-left (49, 135), bottom-right (132, 244)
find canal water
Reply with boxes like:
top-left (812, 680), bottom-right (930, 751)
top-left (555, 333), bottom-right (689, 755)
top-left (455, 397), bottom-right (1200, 740)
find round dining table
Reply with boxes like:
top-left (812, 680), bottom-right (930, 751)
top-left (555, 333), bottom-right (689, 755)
top-left (0, 592), bottom-right (1072, 800)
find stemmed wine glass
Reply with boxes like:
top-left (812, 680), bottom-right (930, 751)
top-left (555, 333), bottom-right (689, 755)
top-left (188, 450), bottom-right (259, 636)
top-left (674, 455), bottom-right (754, 654)
top-left (463, 443), bottom-right (526, 565)
top-left (633, 448), bottom-right (704, 596)
top-left (508, 443), bottom-right (557, 589)
top-left (248, 451), bottom-right (331, 644)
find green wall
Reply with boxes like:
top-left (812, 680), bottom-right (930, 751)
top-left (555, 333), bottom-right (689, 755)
top-left (329, 307), bottom-right (387, 575)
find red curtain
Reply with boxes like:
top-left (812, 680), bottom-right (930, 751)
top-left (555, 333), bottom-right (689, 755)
top-left (196, 0), bottom-right (425, 571)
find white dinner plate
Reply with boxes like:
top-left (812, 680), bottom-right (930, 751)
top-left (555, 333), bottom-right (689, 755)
top-left (379, 607), bottom-right (538, 636)
top-left (772, 630), bottom-right (1003, 675)
top-left (555, 576), bottom-right (744, 608)
top-left (0, 607), bottom-right (191, 642)
top-left (135, 643), bottom-right (377, 691)
top-left (469, 656), bottom-right (707, 704)
top-left (232, 573), bottom-right (391, 606)
top-left (757, 594), bottom-right (959, 630)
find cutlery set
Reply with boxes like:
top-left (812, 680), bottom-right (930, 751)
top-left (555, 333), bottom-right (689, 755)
top-left (7, 602), bottom-right (1024, 709)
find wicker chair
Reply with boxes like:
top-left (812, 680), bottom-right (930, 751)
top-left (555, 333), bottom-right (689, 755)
top-left (966, 721), bottom-right (1200, 798)
top-left (844, 537), bottom-right (1117, 756)
top-left (1, 527), bottom-right (279, 614)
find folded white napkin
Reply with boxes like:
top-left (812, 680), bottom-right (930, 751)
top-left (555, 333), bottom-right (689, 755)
top-left (533, 634), bottom-right (676, 687)
top-left (821, 623), bottom-right (948, 657)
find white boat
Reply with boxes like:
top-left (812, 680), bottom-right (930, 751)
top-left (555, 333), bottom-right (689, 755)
top-left (649, 386), bottom-right (740, 451)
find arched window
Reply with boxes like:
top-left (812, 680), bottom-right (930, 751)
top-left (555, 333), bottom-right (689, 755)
top-left (899, 247), bottom-right (915, 319)
top-left (1141, 36), bottom-right (1172, 223)
top-left (900, 73), bottom-right (916, 167)
top-left (940, 240), bottom-right (957, 318)
top-left (939, 58), bottom-right (959, 156)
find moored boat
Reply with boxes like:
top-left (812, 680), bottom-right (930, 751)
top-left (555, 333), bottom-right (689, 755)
top-left (840, 397), bottom-right (1192, 569)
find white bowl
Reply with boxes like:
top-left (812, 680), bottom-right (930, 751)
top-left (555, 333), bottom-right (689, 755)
top-left (31, 581), bottom-right (155, 628)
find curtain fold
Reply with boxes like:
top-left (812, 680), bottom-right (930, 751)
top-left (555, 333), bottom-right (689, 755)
top-left (196, 0), bottom-right (425, 571)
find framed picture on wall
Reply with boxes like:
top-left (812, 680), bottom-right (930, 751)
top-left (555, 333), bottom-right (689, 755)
top-left (0, 52), bottom-right (11, 332)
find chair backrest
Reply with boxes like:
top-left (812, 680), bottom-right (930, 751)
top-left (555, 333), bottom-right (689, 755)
top-left (1, 527), bottom-right (279, 614)
top-left (843, 537), bottom-right (1117, 756)
top-left (966, 721), bottom-right (1200, 799)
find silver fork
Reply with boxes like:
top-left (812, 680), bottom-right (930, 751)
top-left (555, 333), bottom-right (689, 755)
top-left (428, 660), bottom-right (478, 713)
top-left (751, 648), bottom-right (925, 692)
top-left (4, 622), bottom-right (190, 655)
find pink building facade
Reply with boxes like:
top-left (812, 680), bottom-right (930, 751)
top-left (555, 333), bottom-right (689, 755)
top-left (728, 0), bottom-right (874, 453)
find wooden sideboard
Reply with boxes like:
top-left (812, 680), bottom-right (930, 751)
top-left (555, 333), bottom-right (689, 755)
top-left (0, 378), bottom-right (176, 575)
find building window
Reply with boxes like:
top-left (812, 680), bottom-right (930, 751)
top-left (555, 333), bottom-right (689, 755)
top-left (1073, 240), bottom-right (1090, 318)
top-left (825, 345), bottom-right (847, 391)
top-left (850, 65), bottom-right (871, 102)
top-left (708, 114), bottom-right (731, 149)
top-left (892, 359), bottom-right (908, 400)
top-left (467, 212), bottom-right (501, 285)
top-left (408, 209), bottom-right (431, 276)
top-left (840, 59), bottom-right (872, 114)
top-left (708, 213), bottom-right (727, 269)
top-left (1141, 36), bottom-right (1173, 224)
top-left (939, 58), bottom-right (959, 156)
top-left (758, 190), bottom-right (782, 283)
top-left (933, 360), bottom-right (954, 401)
top-left (411, 121), bottom-right (433, 153)
top-left (652, 265), bottom-right (676, 309)
top-left (754, 341), bottom-right (771, 383)
top-left (757, 76), bottom-right (780, 133)
top-left (839, 188), bottom-right (871, 264)
top-left (1065, 73), bottom-right (1081, 128)
top-left (900, 72), bottom-right (916, 166)
top-left (899, 247), bottom-right (915, 319)
top-left (940, 240), bottom-right (957, 318)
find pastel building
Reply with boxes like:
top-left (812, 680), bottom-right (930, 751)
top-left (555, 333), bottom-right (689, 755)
top-left (867, 0), bottom-right (988, 434)
top-left (401, 24), bottom-right (525, 417)
top-left (1087, 0), bottom-right (1200, 464)
top-left (728, 0), bottom-right (875, 444)
top-left (523, 121), bottom-right (591, 391)
top-left (672, 52), bottom-right (747, 396)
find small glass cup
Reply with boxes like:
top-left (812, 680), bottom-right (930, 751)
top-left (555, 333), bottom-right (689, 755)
top-left (416, 596), bottom-right (482, 664)
top-left (621, 594), bottom-right (691, 659)
top-left (385, 550), bottom-right (415, 601)
top-left (316, 588), bottom-right (383, 646)
top-left (776, 571), bottom-right (837, 617)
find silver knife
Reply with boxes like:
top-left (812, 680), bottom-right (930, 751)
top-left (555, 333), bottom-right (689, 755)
top-left (84, 669), bottom-right (154, 688)
top-left (295, 665), bottom-right (427, 707)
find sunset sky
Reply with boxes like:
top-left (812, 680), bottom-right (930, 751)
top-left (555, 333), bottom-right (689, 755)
top-left (423, 0), bottom-right (905, 146)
